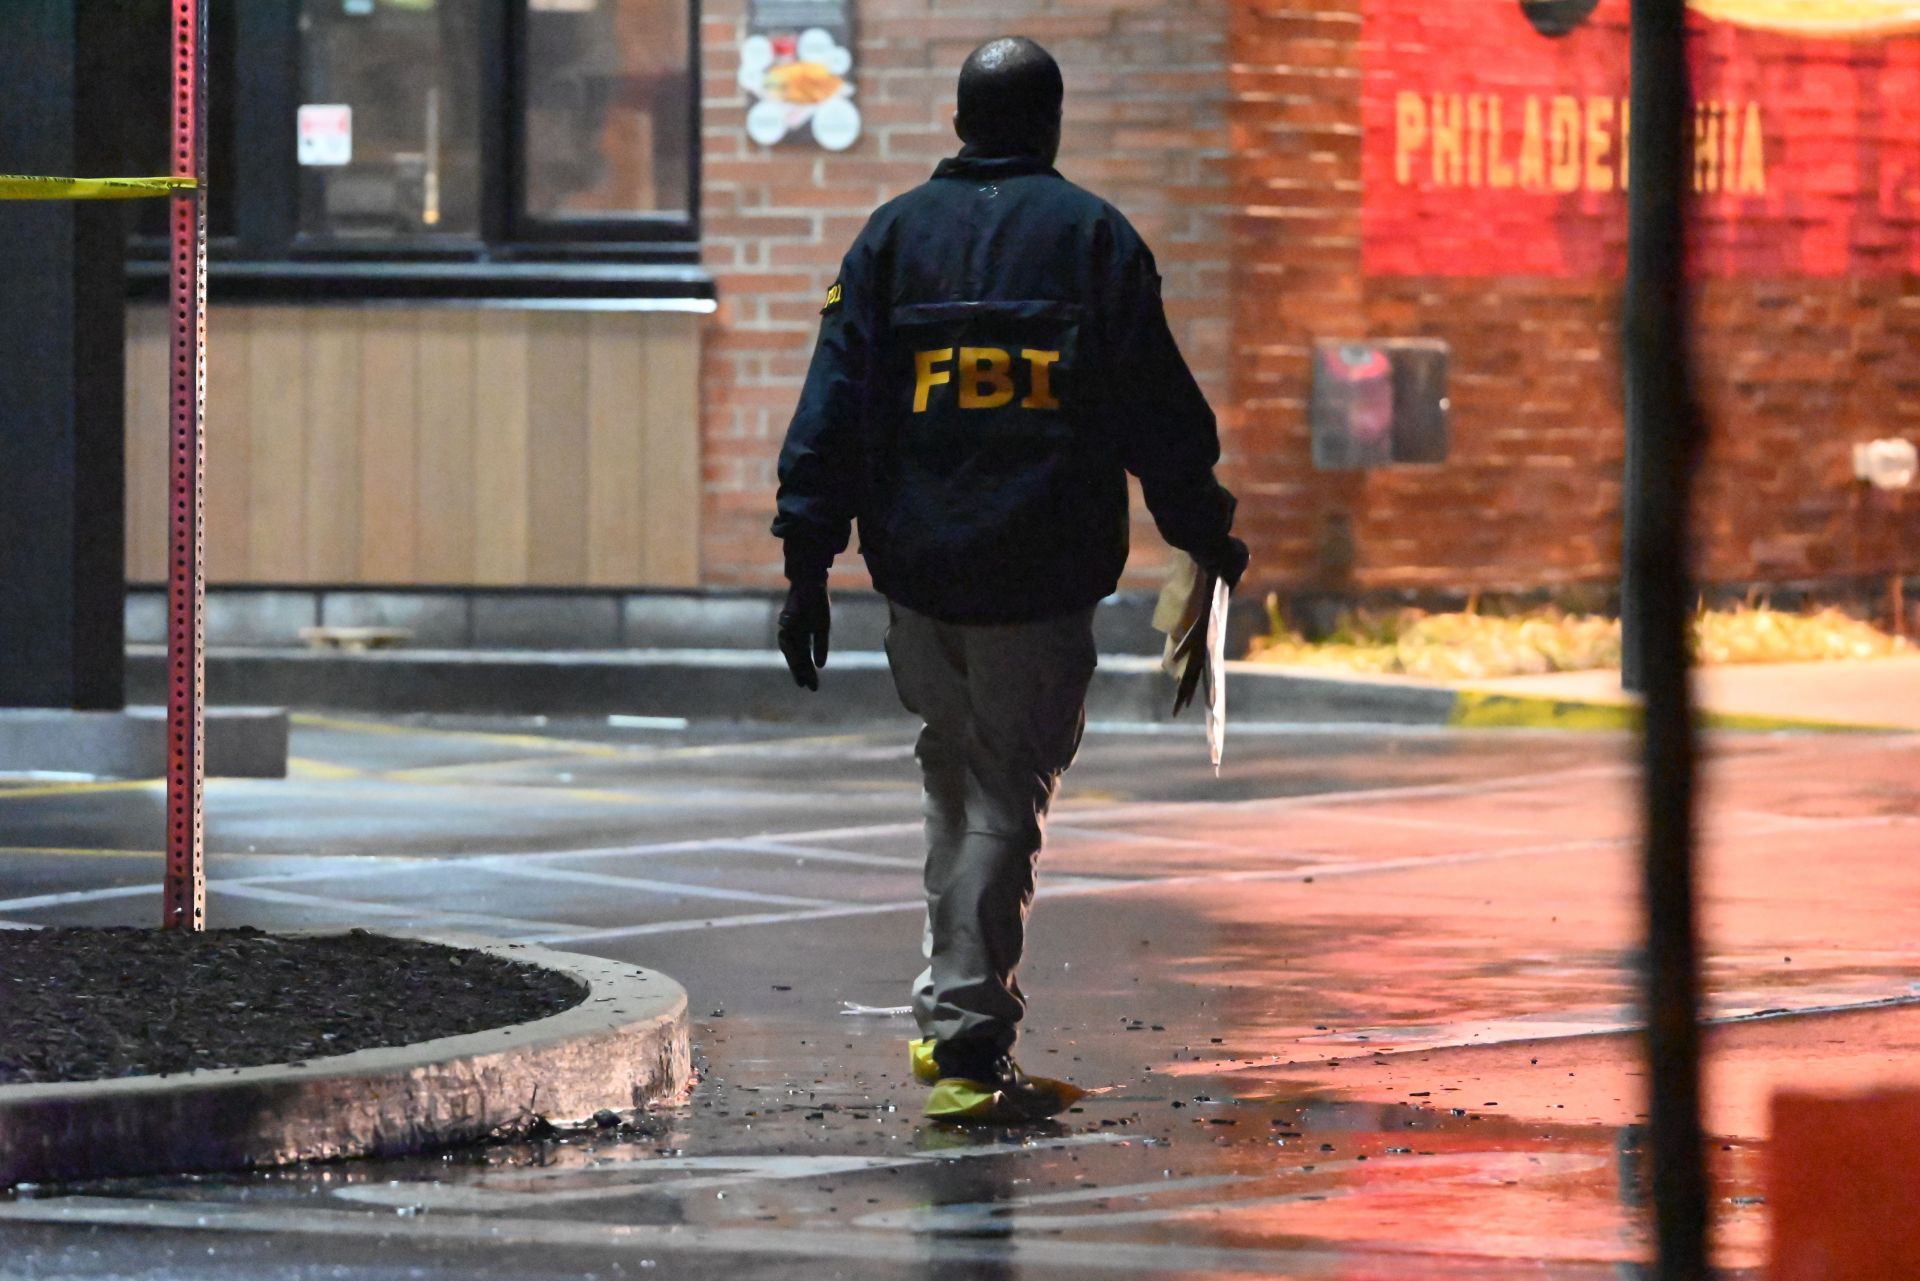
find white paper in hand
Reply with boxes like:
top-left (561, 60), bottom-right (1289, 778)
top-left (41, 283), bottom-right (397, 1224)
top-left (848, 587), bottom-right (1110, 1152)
top-left (1206, 578), bottom-right (1228, 775)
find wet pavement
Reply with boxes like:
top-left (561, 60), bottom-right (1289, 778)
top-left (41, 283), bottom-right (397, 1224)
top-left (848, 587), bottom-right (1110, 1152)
top-left (4, 713), bottom-right (1920, 1278)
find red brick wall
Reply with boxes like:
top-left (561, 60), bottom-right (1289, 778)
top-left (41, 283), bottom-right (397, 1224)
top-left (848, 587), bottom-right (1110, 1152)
top-left (1230, 0), bottom-right (1920, 598)
top-left (696, 0), bottom-right (1235, 587)
top-left (698, 0), bottom-right (1919, 602)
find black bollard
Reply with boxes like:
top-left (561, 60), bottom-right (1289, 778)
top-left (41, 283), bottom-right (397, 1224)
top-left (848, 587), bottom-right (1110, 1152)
top-left (1622, 0), bottom-right (1710, 1275)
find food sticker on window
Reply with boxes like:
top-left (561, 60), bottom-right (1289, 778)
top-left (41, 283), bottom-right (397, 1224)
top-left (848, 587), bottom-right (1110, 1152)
top-left (297, 104), bottom-right (353, 168)
top-left (740, 0), bottom-right (860, 151)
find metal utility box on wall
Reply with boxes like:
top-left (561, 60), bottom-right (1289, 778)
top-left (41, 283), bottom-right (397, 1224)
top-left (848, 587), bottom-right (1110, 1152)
top-left (1310, 339), bottom-right (1450, 470)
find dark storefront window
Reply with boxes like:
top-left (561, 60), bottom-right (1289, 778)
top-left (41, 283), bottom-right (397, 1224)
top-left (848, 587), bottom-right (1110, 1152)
top-left (296, 0), bottom-right (485, 242)
top-left (127, 0), bottom-right (240, 242)
top-left (523, 0), bottom-right (695, 224)
top-left (127, 0), bottom-right (705, 302)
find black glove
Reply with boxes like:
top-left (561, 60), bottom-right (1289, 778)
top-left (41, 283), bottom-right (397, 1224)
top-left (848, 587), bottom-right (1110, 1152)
top-left (1199, 536), bottom-right (1250, 590)
top-left (777, 581), bottom-right (831, 691)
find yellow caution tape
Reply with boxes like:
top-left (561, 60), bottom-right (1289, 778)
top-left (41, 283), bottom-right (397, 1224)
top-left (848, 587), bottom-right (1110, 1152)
top-left (0, 175), bottom-right (197, 201)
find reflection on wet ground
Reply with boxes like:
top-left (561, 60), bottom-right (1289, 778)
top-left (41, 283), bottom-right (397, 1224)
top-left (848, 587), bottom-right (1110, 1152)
top-left (3, 715), bottom-right (1918, 1278)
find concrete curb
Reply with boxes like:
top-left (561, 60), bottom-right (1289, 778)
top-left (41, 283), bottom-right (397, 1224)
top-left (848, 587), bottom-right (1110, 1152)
top-left (0, 706), bottom-right (289, 779)
top-left (1444, 687), bottom-right (1899, 734)
top-left (124, 646), bottom-right (1890, 733)
top-left (128, 647), bottom-right (1464, 726)
top-left (0, 932), bottom-right (691, 1188)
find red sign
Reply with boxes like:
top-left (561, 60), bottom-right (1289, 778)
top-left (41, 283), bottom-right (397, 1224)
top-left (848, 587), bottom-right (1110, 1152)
top-left (1361, 0), bottom-right (1920, 276)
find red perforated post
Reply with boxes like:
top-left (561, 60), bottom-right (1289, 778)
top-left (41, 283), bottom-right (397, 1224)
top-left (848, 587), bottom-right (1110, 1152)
top-left (162, 0), bottom-right (209, 931)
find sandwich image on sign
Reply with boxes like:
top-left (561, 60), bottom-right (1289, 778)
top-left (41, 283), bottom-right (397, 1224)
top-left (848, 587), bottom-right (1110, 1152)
top-left (739, 27), bottom-right (861, 151)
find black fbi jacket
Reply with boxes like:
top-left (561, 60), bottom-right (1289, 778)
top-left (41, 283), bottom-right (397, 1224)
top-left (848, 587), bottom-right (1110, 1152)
top-left (772, 149), bottom-right (1238, 625)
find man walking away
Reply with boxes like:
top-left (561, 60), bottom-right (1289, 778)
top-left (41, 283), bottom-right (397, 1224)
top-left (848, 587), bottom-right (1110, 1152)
top-left (771, 36), bottom-right (1248, 1123)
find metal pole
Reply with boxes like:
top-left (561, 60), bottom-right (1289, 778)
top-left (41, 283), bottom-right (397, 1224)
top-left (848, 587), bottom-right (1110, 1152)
top-left (162, 0), bottom-right (208, 931)
top-left (1623, 0), bottom-right (1708, 1273)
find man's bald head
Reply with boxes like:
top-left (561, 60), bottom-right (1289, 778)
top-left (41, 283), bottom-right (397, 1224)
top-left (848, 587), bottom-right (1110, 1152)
top-left (955, 37), bottom-right (1063, 162)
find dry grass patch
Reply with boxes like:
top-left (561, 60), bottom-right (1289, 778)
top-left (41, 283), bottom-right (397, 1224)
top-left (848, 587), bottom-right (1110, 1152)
top-left (1248, 603), bottom-right (1906, 681)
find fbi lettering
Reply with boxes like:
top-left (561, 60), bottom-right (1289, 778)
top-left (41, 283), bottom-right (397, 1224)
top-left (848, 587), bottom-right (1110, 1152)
top-left (913, 347), bottom-right (1063, 413)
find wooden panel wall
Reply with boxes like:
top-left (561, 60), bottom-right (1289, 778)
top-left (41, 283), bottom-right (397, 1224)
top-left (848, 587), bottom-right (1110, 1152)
top-left (125, 306), bottom-right (702, 587)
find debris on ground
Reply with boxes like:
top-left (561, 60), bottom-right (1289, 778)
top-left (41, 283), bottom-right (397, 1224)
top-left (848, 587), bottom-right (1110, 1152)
top-left (0, 927), bottom-right (585, 1086)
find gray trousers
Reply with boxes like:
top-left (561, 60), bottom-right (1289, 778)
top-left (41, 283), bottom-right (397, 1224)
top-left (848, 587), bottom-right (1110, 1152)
top-left (884, 601), bottom-right (1098, 1055)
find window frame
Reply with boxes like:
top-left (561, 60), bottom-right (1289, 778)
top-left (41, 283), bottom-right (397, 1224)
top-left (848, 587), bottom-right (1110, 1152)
top-left (129, 0), bottom-right (707, 303)
top-left (506, 0), bottom-right (703, 247)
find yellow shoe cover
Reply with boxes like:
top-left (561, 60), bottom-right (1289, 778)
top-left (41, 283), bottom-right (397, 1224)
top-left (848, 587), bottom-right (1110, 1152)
top-left (909, 1037), bottom-right (939, 1084)
top-left (923, 1072), bottom-right (1087, 1123)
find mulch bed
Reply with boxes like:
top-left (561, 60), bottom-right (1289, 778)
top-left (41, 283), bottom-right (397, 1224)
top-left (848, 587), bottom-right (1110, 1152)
top-left (0, 928), bottom-right (587, 1086)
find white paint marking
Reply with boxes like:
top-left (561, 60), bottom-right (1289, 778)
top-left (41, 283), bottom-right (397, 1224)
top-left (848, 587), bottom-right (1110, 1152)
top-left (854, 1153), bottom-right (1608, 1232)
top-left (212, 884), bottom-right (585, 936)
top-left (606, 714), bottom-right (690, 730)
top-left (850, 1172), bottom-right (1262, 1229)
top-left (526, 899), bottom-right (926, 945)
top-left (531, 834), bottom-right (1632, 945)
top-left (0, 1196), bottom-right (1582, 1278)
top-left (699, 839), bottom-right (922, 869)
top-left (520, 837), bottom-right (922, 871)
top-left (12, 737), bottom-right (1907, 940)
top-left (474, 860), bottom-right (844, 908)
top-left (0, 883), bottom-right (154, 913)
top-left (337, 1134), bottom-right (1129, 1209)
top-left (1044, 835), bottom-right (1634, 897)
top-left (1048, 824), bottom-right (1271, 854)
top-left (0, 1152), bottom-right (1624, 1277)
top-left (1189, 990), bottom-right (1920, 1078)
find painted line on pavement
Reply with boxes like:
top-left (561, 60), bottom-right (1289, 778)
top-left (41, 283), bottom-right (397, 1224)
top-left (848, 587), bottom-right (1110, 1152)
top-left (0, 810), bottom-right (1781, 941)
top-left (529, 834), bottom-right (1630, 945)
top-left (287, 757), bottom-right (368, 780)
top-left (292, 714), bottom-right (631, 758)
top-left (691, 838), bottom-right (922, 868)
top-left (212, 884), bottom-right (588, 937)
top-left (338, 1133), bottom-right (1129, 1208)
top-left (474, 861), bottom-right (843, 908)
top-left (558, 810), bottom-right (1883, 947)
top-left (1170, 989), bottom-right (1920, 1081)
top-left (380, 755), bottom-right (639, 782)
top-left (0, 849), bottom-right (855, 923)
top-left (3, 797), bottom-right (1888, 935)
top-left (0, 1196), bottom-right (1630, 1280)
top-left (463, 754), bottom-right (1653, 875)
top-left (9, 734), bottom-right (1898, 934)
top-left (0, 883), bottom-right (156, 913)
top-left (473, 755), bottom-right (1654, 873)
top-left (1048, 824), bottom-right (1272, 854)
top-left (529, 801), bottom-right (1920, 948)
top-left (850, 1152), bottom-right (1608, 1233)
top-left (0, 846), bottom-right (166, 860)
top-left (0, 779), bottom-right (162, 802)
top-left (529, 899), bottom-right (928, 944)
top-left (295, 714), bottom-right (887, 768)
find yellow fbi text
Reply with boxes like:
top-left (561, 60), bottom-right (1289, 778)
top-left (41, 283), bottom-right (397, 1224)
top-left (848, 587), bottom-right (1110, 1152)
top-left (914, 347), bottom-right (1063, 413)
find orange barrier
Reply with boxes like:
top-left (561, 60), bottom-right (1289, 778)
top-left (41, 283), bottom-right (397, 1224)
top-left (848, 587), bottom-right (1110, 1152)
top-left (1769, 1088), bottom-right (1920, 1280)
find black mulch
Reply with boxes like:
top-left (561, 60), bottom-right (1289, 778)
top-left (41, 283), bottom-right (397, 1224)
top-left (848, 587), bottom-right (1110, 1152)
top-left (0, 928), bottom-right (587, 1086)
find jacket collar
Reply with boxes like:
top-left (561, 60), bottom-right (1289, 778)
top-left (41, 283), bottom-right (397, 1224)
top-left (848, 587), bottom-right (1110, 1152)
top-left (932, 147), bottom-right (1059, 181)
